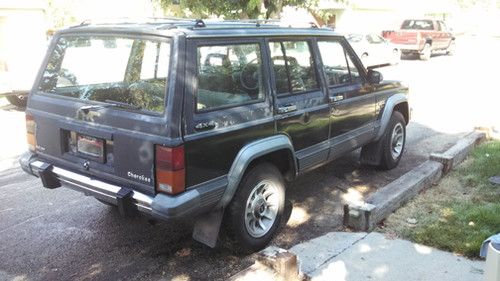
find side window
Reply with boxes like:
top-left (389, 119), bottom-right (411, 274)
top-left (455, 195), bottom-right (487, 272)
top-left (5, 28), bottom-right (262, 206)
top-left (196, 43), bottom-right (263, 111)
top-left (439, 21), bottom-right (448, 32)
top-left (318, 40), bottom-right (362, 87)
top-left (269, 41), bottom-right (319, 95)
top-left (366, 34), bottom-right (384, 44)
top-left (140, 41), bottom-right (170, 80)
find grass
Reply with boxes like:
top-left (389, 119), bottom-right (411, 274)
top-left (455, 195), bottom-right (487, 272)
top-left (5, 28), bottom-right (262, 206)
top-left (379, 140), bottom-right (500, 258)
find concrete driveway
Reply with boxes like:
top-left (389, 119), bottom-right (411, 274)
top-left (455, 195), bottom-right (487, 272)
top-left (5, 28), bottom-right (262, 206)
top-left (0, 35), bottom-right (497, 280)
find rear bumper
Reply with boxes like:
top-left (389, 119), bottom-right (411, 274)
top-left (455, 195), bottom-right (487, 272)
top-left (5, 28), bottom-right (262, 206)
top-left (19, 152), bottom-right (226, 221)
top-left (394, 43), bottom-right (422, 52)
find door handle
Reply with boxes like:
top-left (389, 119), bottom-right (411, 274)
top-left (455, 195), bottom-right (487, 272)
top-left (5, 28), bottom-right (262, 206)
top-left (195, 121), bottom-right (217, 131)
top-left (329, 95), bottom-right (344, 103)
top-left (277, 105), bottom-right (297, 114)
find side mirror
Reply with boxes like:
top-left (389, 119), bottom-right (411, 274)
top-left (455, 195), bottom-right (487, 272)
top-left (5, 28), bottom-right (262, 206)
top-left (367, 70), bottom-right (383, 84)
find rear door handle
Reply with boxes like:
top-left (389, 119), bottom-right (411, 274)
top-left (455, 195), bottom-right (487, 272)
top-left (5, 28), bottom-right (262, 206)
top-left (195, 121), bottom-right (217, 131)
top-left (329, 95), bottom-right (344, 103)
top-left (277, 105), bottom-right (297, 114)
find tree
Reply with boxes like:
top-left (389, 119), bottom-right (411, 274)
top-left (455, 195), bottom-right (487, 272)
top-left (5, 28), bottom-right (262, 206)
top-left (157, 0), bottom-right (318, 19)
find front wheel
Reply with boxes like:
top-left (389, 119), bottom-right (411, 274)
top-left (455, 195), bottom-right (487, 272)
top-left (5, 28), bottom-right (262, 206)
top-left (225, 163), bottom-right (285, 253)
top-left (446, 40), bottom-right (456, 56)
top-left (419, 43), bottom-right (431, 61)
top-left (379, 111), bottom-right (406, 170)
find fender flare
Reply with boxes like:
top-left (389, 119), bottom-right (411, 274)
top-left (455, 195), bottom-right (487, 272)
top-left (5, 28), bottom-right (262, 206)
top-left (375, 93), bottom-right (408, 141)
top-left (218, 134), bottom-right (297, 208)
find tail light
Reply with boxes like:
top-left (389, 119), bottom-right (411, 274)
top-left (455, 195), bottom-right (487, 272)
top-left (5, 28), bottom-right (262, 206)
top-left (26, 114), bottom-right (36, 151)
top-left (155, 145), bottom-right (185, 195)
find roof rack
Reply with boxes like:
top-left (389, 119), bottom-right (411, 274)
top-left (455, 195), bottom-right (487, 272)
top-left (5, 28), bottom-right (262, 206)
top-left (68, 17), bottom-right (324, 31)
top-left (222, 19), bottom-right (280, 27)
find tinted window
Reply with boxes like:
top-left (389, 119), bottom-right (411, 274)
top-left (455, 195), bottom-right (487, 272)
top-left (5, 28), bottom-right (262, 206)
top-left (38, 36), bottom-right (170, 113)
top-left (401, 20), bottom-right (434, 30)
top-left (438, 21), bottom-right (448, 32)
top-left (269, 41), bottom-right (319, 95)
top-left (318, 41), bottom-right (362, 86)
top-left (196, 43), bottom-right (263, 111)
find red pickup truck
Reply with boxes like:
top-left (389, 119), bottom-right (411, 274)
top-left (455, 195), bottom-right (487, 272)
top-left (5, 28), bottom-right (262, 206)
top-left (383, 19), bottom-right (455, 60)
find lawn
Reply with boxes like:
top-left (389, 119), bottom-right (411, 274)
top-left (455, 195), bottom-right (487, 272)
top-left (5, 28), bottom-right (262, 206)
top-left (379, 140), bottom-right (500, 258)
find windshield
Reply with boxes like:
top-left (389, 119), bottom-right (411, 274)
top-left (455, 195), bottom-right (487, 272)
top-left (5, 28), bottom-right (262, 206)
top-left (38, 35), bottom-right (170, 113)
top-left (401, 20), bottom-right (434, 30)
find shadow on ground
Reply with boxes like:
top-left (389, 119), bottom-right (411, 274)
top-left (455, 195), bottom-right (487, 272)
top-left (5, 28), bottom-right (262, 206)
top-left (0, 121), bottom-right (466, 281)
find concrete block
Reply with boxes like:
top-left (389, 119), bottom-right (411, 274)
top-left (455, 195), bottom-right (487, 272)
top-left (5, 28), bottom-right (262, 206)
top-left (343, 202), bottom-right (376, 232)
top-left (256, 246), bottom-right (300, 281)
top-left (344, 160), bottom-right (443, 231)
top-left (228, 262), bottom-right (277, 281)
top-left (430, 131), bottom-right (486, 174)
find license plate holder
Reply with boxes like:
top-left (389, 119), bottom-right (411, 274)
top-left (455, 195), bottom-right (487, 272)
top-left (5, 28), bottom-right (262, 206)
top-left (76, 134), bottom-right (105, 162)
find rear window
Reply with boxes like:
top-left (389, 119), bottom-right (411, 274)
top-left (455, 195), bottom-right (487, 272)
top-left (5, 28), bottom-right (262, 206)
top-left (401, 20), bottom-right (434, 30)
top-left (38, 35), bottom-right (170, 113)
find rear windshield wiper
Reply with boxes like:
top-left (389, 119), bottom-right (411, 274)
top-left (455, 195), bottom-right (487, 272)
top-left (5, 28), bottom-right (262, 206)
top-left (79, 100), bottom-right (141, 113)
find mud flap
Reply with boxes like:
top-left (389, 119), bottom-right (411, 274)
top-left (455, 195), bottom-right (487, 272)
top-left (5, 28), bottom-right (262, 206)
top-left (192, 208), bottom-right (224, 248)
top-left (38, 163), bottom-right (61, 189)
top-left (360, 138), bottom-right (384, 166)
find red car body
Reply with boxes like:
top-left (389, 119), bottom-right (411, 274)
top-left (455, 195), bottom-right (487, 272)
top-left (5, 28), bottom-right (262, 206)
top-left (383, 19), bottom-right (455, 60)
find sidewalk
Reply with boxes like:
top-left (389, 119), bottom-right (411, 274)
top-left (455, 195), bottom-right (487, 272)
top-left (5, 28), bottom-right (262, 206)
top-left (289, 232), bottom-right (485, 281)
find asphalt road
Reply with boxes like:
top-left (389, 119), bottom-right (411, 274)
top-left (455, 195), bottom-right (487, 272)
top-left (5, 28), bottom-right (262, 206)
top-left (0, 35), bottom-right (498, 281)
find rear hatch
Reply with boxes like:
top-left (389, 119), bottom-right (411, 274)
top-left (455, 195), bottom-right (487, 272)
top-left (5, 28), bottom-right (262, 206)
top-left (389, 19), bottom-right (435, 45)
top-left (386, 30), bottom-right (419, 45)
top-left (28, 32), bottom-right (172, 195)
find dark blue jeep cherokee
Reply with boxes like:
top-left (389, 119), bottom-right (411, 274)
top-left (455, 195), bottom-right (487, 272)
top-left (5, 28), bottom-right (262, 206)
top-left (20, 19), bottom-right (409, 252)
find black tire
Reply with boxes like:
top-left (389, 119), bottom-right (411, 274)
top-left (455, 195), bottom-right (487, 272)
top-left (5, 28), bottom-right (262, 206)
top-left (6, 95), bottom-right (27, 107)
top-left (446, 40), bottom-right (456, 56)
top-left (379, 111), bottom-right (406, 170)
top-left (419, 43), bottom-right (431, 61)
top-left (225, 163), bottom-right (285, 253)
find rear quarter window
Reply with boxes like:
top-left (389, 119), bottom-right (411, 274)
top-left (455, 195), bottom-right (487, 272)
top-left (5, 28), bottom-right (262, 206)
top-left (38, 35), bottom-right (171, 114)
top-left (401, 20), bottom-right (434, 30)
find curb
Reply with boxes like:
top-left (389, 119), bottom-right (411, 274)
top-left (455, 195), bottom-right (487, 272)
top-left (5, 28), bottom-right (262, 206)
top-left (344, 131), bottom-right (486, 231)
top-left (430, 131), bottom-right (485, 174)
top-left (344, 160), bottom-right (443, 231)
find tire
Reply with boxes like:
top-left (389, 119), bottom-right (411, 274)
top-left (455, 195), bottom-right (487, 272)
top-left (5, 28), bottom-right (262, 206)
top-left (419, 43), bottom-right (431, 61)
top-left (379, 111), bottom-right (406, 170)
top-left (446, 40), bottom-right (456, 56)
top-left (6, 95), bottom-right (27, 107)
top-left (392, 49), bottom-right (401, 64)
top-left (225, 163), bottom-right (285, 253)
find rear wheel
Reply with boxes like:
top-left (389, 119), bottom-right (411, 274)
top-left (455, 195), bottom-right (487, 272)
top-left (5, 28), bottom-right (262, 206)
top-left (379, 111), bottom-right (406, 170)
top-left (392, 49), bottom-right (401, 64)
top-left (225, 163), bottom-right (285, 253)
top-left (6, 95), bottom-right (27, 107)
top-left (419, 43), bottom-right (431, 61)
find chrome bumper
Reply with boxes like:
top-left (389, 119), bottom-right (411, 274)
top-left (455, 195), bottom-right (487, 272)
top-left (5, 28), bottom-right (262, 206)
top-left (19, 152), bottom-right (227, 220)
top-left (29, 160), bottom-right (154, 215)
top-left (394, 43), bottom-right (421, 52)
